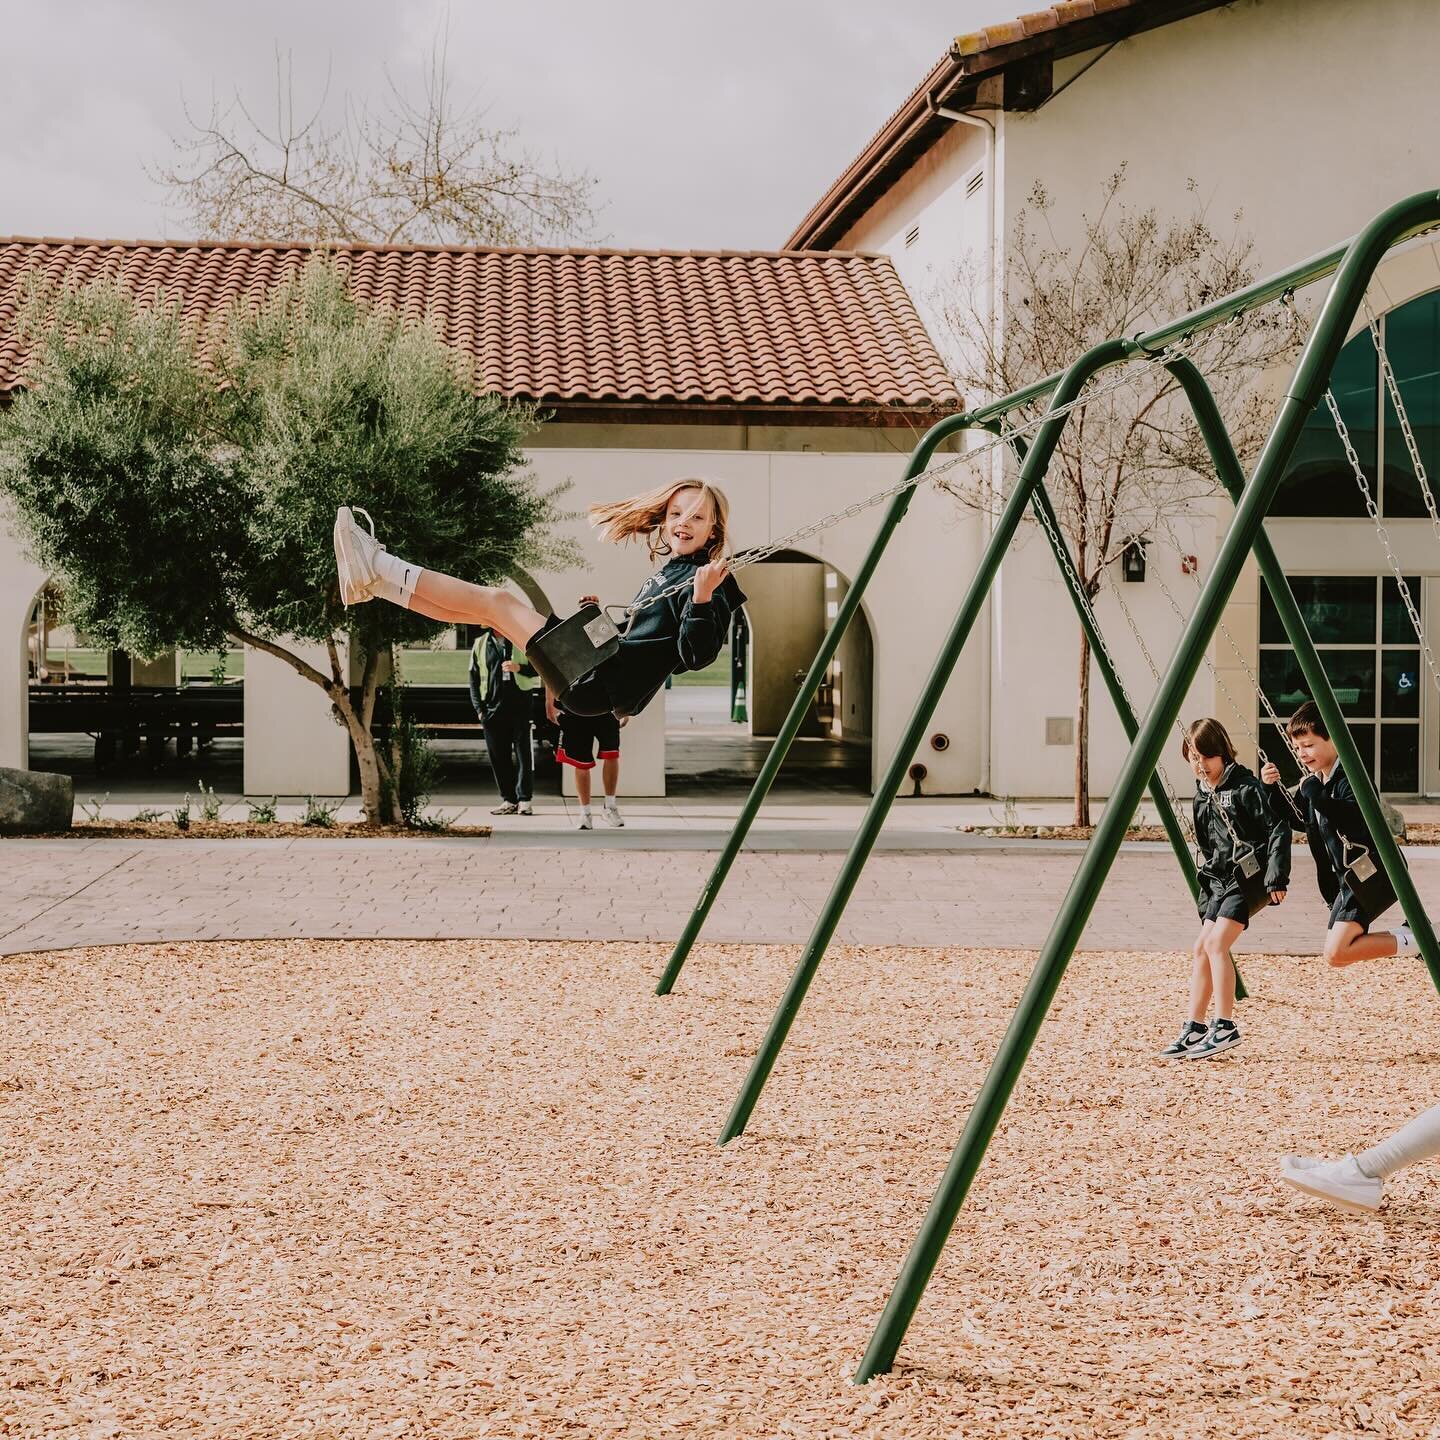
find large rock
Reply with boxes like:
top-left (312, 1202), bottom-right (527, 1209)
top-left (1380, 794), bottom-right (1407, 841)
top-left (0, 767), bottom-right (73, 834)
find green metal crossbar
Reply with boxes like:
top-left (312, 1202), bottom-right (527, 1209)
top-left (854, 190), bottom-right (1440, 1383)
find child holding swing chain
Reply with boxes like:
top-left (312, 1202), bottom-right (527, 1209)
top-left (333, 478), bottom-right (745, 723)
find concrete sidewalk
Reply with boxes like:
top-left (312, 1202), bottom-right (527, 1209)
top-left (5, 830), bottom-right (1440, 961)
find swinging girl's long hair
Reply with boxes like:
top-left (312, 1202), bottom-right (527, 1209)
top-left (588, 478), bottom-right (731, 562)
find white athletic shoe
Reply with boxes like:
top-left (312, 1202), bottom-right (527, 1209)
top-left (1280, 1153), bottom-right (1383, 1214)
top-left (576, 810), bottom-right (593, 831)
top-left (333, 505), bottom-right (382, 606)
top-left (601, 802), bottom-right (625, 828)
top-left (517, 802), bottom-right (533, 815)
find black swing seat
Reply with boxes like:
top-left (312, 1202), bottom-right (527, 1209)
top-left (526, 603), bottom-right (622, 696)
top-left (1231, 845), bottom-right (1272, 917)
top-left (1342, 837), bottom-right (1404, 918)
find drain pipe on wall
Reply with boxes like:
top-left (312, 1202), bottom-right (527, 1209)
top-left (934, 100), bottom-right (1000, 793)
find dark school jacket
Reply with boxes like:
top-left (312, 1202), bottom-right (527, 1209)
top-left (1192, 761), bottom-right (1291, 892)
top-left (604, 552), bottom-right (746, 717)
top-left (1294, 762), bottom-right (1388, 907)
top-left (468, 633), bottom-right (538, 718)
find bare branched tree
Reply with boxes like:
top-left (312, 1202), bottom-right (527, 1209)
top-left (154, 42), bottom-right (599, 246)
top-left (939, 167), bottom-right (1304, 823)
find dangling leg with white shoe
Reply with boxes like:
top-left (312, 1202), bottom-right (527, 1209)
top-left (333, 506), bottom-right (549, 652)
top-left (1281, 1100), bottom-right (1440, 1213)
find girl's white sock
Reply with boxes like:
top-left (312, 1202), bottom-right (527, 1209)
top-left (371, 574), bottom-right (411, 606)
top-left (374, 549), bottom-right (422, 604)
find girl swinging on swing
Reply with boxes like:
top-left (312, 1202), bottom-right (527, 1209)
top-left (332, 478), bottom-right (745, 721)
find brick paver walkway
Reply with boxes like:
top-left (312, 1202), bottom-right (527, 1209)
top-left (5, 835), bottom-right (1439, 960)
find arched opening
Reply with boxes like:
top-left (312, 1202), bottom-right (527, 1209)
top-left (22, 583), bottom-right (246, 794)
top-left (665, 549), bottom-right (873, 794)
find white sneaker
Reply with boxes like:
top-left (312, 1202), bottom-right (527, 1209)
top-left (601, 802), bottom-right (624, 828)
top-left (517, 802), bottom-right (533, 816)
top-left (1280, 1153), bottom-right (1383, 1213)
top-left (333, 506), bottom-right (382, 606)
top-left (576, 810), bottom-right (593, 831)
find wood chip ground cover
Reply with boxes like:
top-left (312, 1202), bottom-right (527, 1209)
top-left (2, 937), bottom-right (1438, 1437)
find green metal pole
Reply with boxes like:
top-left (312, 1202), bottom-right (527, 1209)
top-left (655, 412), bottom-right (977, 996)
top-left (717, 339), bottom-right (1135, 1146)
top-left (854, 191), bottom-right (1440, 1384)
top-left (1021, 460), bottom-right (1251, 996)
top-left (1167, 355), bottom-right (1440, 993)
top-left (1023, 465), bottom-right (1200, 904)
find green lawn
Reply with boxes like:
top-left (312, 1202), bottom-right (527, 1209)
top-left (42, 644), bottom-right (732, 690)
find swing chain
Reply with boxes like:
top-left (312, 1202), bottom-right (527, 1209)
top-left (1322, 387), bottom-right (1440, 698)
top-left (619, 332), bottom-right (1208, 619)
top-left (1364, 298), bottom-right (1440, 549)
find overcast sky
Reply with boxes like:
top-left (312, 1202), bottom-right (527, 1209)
top-left (1, 0), bottom-right (1010, 250)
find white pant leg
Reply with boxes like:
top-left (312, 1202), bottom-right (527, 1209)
top-left (1356, 1100), bottom-right (1440, 1179)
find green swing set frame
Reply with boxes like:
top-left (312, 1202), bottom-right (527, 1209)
top-left (657, 190), bottom-right (1440, 1381)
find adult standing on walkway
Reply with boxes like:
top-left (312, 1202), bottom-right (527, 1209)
top-left (469, 625), bottom-right (539, 816)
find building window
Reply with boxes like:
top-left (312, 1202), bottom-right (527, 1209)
top-left (1270, 289), bottom-right (1440, 519)
top-left (1259, 574), bottom-right (1422, 793)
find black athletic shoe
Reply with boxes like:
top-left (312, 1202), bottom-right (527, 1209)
top-left (1157, 1021), bottom-right (1209, 1060)
top-left (1188, 1019), bottom-right (1242, 1059)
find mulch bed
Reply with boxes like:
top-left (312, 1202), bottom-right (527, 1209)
top-left (963, 822), bottom-right (1440, 844)
top-left (3, 936), bottom-right (1438, 1437)
top-left (5, 821), bottom-right (492, 840)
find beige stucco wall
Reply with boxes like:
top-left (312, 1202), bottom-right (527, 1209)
top-left (743, 563), bottom-right (827, 737)
top-left (524, 444), bottom-right (984, 794)
top-left (0, 523), bottom-right (46, 771)
top-left (825, 0), bottom-right (1440, 797)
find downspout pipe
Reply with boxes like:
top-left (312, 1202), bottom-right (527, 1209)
top-left (932, 99), bottom-right (999, 792)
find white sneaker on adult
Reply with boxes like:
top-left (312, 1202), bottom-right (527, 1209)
top-left (576, 809), bottom-right (593, 831)
top-left (333, 506), bottom-right (383, 606)
top-left (601, 801), bottom-right (624, 828)
top-left (517, 802), bottom-right (533, 815)
top-left (1280, 1153), bottom-right (1383, 1213)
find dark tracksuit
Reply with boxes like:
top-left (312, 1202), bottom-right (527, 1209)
top-left (1192, 761), bottom-right (1291, 929)
top-left (469, 632), bottom-right (538, 805)
top-left (549, 552), bottom-right (747, 719)
top-left (1294, 762), bottom-right (1397, 930)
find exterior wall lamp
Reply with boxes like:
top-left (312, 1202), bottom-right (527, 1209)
top-left (1121, 537), bottom-right (1148, 583)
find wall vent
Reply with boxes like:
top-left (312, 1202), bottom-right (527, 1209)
top-left (966, 171), bottom-right (985, 196)
top-left (904, 224), bottom-right (920, 249)
top-left (1045, 716), bottom-right (1074, 747)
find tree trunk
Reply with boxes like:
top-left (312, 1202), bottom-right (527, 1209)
top-left (228, 626), bottom-right (393, 827)
top-left (1074, 624), bottom-right (1091, 827)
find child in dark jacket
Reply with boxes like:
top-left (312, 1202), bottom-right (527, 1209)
top-left (333, 478), bottom-right (745, 722)
top-left (1259, 700), bottom-right (1416, 968)
top-left (1158, 718), bottom-right (1290, 1061)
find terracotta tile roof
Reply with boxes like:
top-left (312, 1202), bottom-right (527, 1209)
top-left (786, 0), bottom-right (1230, 250)
top-left (0, 236), bottom-right (958, 418)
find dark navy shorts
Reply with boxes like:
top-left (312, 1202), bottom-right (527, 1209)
top-left (1200, 882), bottom-right (1252, 930)
top-left (1328, 883), bottom-right (1394, 933)
top-left (558, 711), bottom-right (621, 770)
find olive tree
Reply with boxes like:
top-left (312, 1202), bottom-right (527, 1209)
top-left (0, 260), bottom-right (574, 822)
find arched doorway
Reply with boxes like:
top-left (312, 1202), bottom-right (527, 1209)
top-left (664, 549), bottom-right (873, 794)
